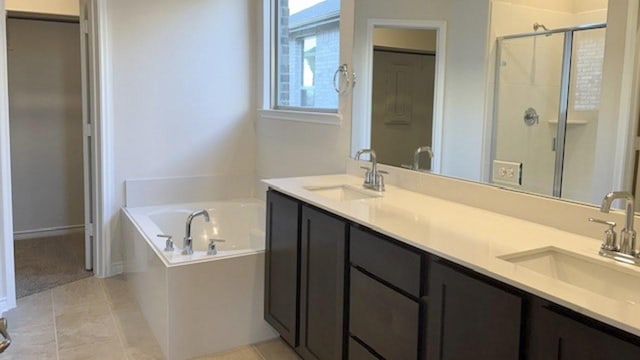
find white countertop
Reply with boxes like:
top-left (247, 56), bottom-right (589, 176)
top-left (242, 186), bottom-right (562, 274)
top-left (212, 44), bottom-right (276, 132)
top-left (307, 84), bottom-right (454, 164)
top-left (264, 174), bottom-right (640, 337)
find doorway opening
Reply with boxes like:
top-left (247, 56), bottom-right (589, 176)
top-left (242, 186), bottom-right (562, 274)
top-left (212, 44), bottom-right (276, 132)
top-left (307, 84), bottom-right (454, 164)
top-left (6, 11), bottom-right (93, 298)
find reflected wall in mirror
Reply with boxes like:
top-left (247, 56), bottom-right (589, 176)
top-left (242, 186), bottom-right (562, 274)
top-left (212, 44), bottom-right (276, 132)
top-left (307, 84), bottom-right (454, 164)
top-left (351, 0), bottom-right (640, 210)
top-left (351, 19), bottom-right (446, 173)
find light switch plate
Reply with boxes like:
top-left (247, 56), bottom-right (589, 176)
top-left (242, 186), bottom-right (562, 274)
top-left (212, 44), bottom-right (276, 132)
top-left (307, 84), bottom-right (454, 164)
top-left (492, 160), bottom-right (522, 186)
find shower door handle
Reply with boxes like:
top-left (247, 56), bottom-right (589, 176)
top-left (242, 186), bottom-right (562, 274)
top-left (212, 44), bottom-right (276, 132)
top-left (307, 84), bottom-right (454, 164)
top-left (0, 318), bottom-right (11, 353)
top-left (552, 137), bottom-right (556, 152)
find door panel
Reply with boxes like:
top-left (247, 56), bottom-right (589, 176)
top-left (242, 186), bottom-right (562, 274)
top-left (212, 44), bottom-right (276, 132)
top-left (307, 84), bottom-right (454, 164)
top-left (426, 260), bottom-right (522, 360)
top-left (299, 206), bottom-right (347, 360)
top-left (264, 191), bottom-right (300, 347)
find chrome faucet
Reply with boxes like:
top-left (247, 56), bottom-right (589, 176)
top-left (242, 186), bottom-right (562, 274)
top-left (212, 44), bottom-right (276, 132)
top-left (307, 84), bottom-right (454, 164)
top-left (355, 149), bottom-right (385, 192)
top-left (413, 146), bottom-right (434, 171)
top-left (600, 191), bottom-right (637, 256)
top-left (182, 210), bottom-right (210, 255)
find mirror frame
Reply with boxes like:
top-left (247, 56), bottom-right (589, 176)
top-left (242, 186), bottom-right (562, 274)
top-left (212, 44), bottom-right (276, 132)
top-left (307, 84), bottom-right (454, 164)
top-left (357, 18), bottom-right (447, 172)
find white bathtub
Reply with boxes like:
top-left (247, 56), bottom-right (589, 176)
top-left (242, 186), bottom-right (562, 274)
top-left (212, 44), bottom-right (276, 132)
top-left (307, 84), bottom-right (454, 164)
top-left (128, 200), bottom-right (266, 264)
top-left (122, 199), bottom-right (277, 360)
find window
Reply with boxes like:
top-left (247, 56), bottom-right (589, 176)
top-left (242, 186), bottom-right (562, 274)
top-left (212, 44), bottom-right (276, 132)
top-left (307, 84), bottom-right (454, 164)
top-left (301, 36), bottom-right (316, 106)
top-left (274, 0), bottom-right (341, 111)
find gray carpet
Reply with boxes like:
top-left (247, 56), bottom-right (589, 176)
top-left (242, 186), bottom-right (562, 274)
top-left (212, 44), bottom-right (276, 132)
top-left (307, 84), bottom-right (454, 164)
top-left (14, 232), bottom-right (93, 298)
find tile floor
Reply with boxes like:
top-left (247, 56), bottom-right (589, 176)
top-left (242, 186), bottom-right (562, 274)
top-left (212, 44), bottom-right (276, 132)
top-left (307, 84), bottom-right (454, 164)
top-left (3, 276), bottom-right (300, 360)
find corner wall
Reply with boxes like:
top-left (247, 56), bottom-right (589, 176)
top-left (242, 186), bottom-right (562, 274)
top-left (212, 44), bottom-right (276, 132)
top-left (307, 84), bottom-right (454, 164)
top-left (105, 0), bottom-right (258, 273)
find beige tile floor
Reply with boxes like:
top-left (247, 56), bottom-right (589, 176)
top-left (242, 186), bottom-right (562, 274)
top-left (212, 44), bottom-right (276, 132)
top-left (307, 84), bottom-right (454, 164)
top-left (3, 276), bottom-right (300, 360)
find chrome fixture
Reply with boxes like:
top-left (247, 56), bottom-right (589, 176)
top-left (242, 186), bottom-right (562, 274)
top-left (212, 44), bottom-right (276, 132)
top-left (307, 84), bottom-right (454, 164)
top-left (182, 210), bottom-right (210, 255)
top-left (355, 149), bottom-right (386, 192)
top-left (588, 218), bottom-right (617, 252)
top-left (157, 234), bottom-right (174, 252)
top-left (533, 22), bottom-right (549, 32)
top-left (0, 318), bottom-right (11, 353)
top-left (413, 146), bottom-right (434, 171)
top-left (590, 191), bottom-right (640, 266)
top-left (523, 107), bottom-right (539, 126)
top-left (207, 239), bottom-right (226, 256)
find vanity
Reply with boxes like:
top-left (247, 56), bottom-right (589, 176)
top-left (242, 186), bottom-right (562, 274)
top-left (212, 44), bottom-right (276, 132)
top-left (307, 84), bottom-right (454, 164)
top-left (262, 174), bottom-right (640, 360)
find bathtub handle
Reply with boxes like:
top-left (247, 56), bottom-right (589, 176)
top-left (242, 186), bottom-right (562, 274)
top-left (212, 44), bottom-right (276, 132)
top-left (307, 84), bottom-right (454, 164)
top-left (207, 239), bottom-right (226, 256)
top-left (157, 234), bottom-right (174, 252)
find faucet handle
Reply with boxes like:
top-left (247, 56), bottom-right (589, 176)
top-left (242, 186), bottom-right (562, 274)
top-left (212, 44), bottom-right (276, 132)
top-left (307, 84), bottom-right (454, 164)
top-left (207, 239), bottom-right (225, 255)
top-left (157, 234), bottom-right (174, 252)
top-left (588, 218), bottom-right (618, 251)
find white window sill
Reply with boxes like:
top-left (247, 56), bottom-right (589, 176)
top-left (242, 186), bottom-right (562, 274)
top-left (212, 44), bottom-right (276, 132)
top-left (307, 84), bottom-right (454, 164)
top-left (258, 109), bottom-right (342, 126)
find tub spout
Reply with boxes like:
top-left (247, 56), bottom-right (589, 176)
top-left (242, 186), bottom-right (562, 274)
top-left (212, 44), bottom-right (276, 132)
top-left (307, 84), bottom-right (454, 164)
top-left (182, 210), bottom-right (210, 255)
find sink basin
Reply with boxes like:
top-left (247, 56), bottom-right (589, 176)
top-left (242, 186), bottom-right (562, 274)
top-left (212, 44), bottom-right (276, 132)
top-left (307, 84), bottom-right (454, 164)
top-left (304, 185), bottom-right (382, 201)
top-left (500, 247), bottom-right (640, 305)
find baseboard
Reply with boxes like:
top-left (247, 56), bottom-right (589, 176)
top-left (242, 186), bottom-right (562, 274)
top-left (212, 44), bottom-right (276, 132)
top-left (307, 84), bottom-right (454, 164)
top-left (13, 225), bottom-right (85, 241)
top-left (108, 261), bottom-right (124, 277)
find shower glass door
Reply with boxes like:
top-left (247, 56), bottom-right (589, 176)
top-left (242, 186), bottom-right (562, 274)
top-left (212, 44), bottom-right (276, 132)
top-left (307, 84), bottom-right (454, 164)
top-left (493, 31), bottom-right (567, 197)
top-left (561, 27), bottom-right (607, 204)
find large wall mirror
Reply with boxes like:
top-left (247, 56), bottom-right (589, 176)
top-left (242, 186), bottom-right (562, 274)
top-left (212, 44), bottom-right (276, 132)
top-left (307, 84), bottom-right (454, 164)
top-left (351, 0), bottom-right (640, 210)
top-left (351, 20), bottom-right (446, 172)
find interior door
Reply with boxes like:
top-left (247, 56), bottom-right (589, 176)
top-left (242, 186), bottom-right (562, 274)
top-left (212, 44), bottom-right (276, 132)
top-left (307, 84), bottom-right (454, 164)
top-left (371, 49), bottom-right (435, 168)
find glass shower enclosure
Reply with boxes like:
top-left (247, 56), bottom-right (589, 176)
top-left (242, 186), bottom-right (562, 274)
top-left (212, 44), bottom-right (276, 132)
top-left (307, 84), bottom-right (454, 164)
top-left (492, 23), bottom-right (607, 204)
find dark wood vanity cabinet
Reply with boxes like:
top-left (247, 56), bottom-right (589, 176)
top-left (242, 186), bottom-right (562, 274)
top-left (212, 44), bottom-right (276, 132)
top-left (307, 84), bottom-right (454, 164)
top-left (265, 189), bottom-right (640, 360)
top-left (527, 300), bottom-right (640, 360)
top-left (426, 259), bottom-right (523, 360)
top-left (348, 226), bottom-right (426, 360)
top-left (298, 206), bottom-right (348, 360)
top-left (264, 190), bottom-right (301, 347)
top-left (265, 190), bottom-right (348, 360)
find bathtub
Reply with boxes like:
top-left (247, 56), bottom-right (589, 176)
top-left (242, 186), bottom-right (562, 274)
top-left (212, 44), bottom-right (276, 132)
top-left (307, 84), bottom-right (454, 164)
top-left (122, 199), bottom-right (277, 360)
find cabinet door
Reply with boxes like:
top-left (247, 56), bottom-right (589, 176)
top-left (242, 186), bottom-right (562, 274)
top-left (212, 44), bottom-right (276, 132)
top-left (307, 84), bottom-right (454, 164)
top-left (264, 190), bottom-right (300, 347)
top-left (426, 260), bottom-right (522, 360)
top-left (299, 206), bottom-right (347, 360)
top-left (528, 303), bottom-right (640, 360)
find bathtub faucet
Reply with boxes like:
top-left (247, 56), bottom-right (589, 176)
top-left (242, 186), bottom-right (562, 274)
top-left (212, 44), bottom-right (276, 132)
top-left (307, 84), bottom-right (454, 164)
top-left (182, 209), bottom-right (211, 255)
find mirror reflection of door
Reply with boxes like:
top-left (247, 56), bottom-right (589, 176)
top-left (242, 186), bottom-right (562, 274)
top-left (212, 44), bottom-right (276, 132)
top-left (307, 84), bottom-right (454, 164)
top-left (370, 28), bottom-right (437, 169)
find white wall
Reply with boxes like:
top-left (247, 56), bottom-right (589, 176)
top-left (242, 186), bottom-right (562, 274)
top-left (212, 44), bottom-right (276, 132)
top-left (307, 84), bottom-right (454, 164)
top-left (7, 18), bottom-right (84, 233)
top-left (5, 0), bottom-right (79, 16)
top-left (106, 0), bottom-right (257, 271)
top-left (255, 1), bottom-right (355, 185)
top-left (0, 0), bottom-right (17, 310)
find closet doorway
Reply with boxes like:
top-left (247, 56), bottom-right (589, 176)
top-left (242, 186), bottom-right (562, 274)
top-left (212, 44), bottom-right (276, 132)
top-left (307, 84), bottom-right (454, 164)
top-left (6, 12), bottom-right (91, 298)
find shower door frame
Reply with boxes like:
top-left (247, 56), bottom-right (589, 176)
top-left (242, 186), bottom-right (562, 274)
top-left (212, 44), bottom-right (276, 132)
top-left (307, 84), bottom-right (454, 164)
top-left (493, 22), bottom-right (607, 198)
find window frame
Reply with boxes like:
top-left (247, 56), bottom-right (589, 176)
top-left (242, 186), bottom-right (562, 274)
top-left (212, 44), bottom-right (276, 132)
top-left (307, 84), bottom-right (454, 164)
top-left (267, 0), bottom-right (341, 116)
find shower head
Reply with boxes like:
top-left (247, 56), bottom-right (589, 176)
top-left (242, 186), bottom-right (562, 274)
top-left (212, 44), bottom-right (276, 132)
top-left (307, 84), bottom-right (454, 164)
top-left (533, 23), bottom-right (550, 32)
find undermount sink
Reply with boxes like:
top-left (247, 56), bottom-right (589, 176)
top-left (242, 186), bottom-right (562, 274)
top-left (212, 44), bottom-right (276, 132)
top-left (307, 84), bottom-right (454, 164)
top-left (500, 247), bottom-right (640, 305)
top-left (303, 184), bottom-right (382, 201)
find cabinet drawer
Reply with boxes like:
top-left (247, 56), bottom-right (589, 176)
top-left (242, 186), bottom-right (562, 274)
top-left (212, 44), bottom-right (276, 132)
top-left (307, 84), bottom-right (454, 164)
top-left (350, 267), bottom-right (420, 360)
top-left (349, 337), bottom-right (379, 360)
top-left (350, 226), bottom-right (423, 297)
